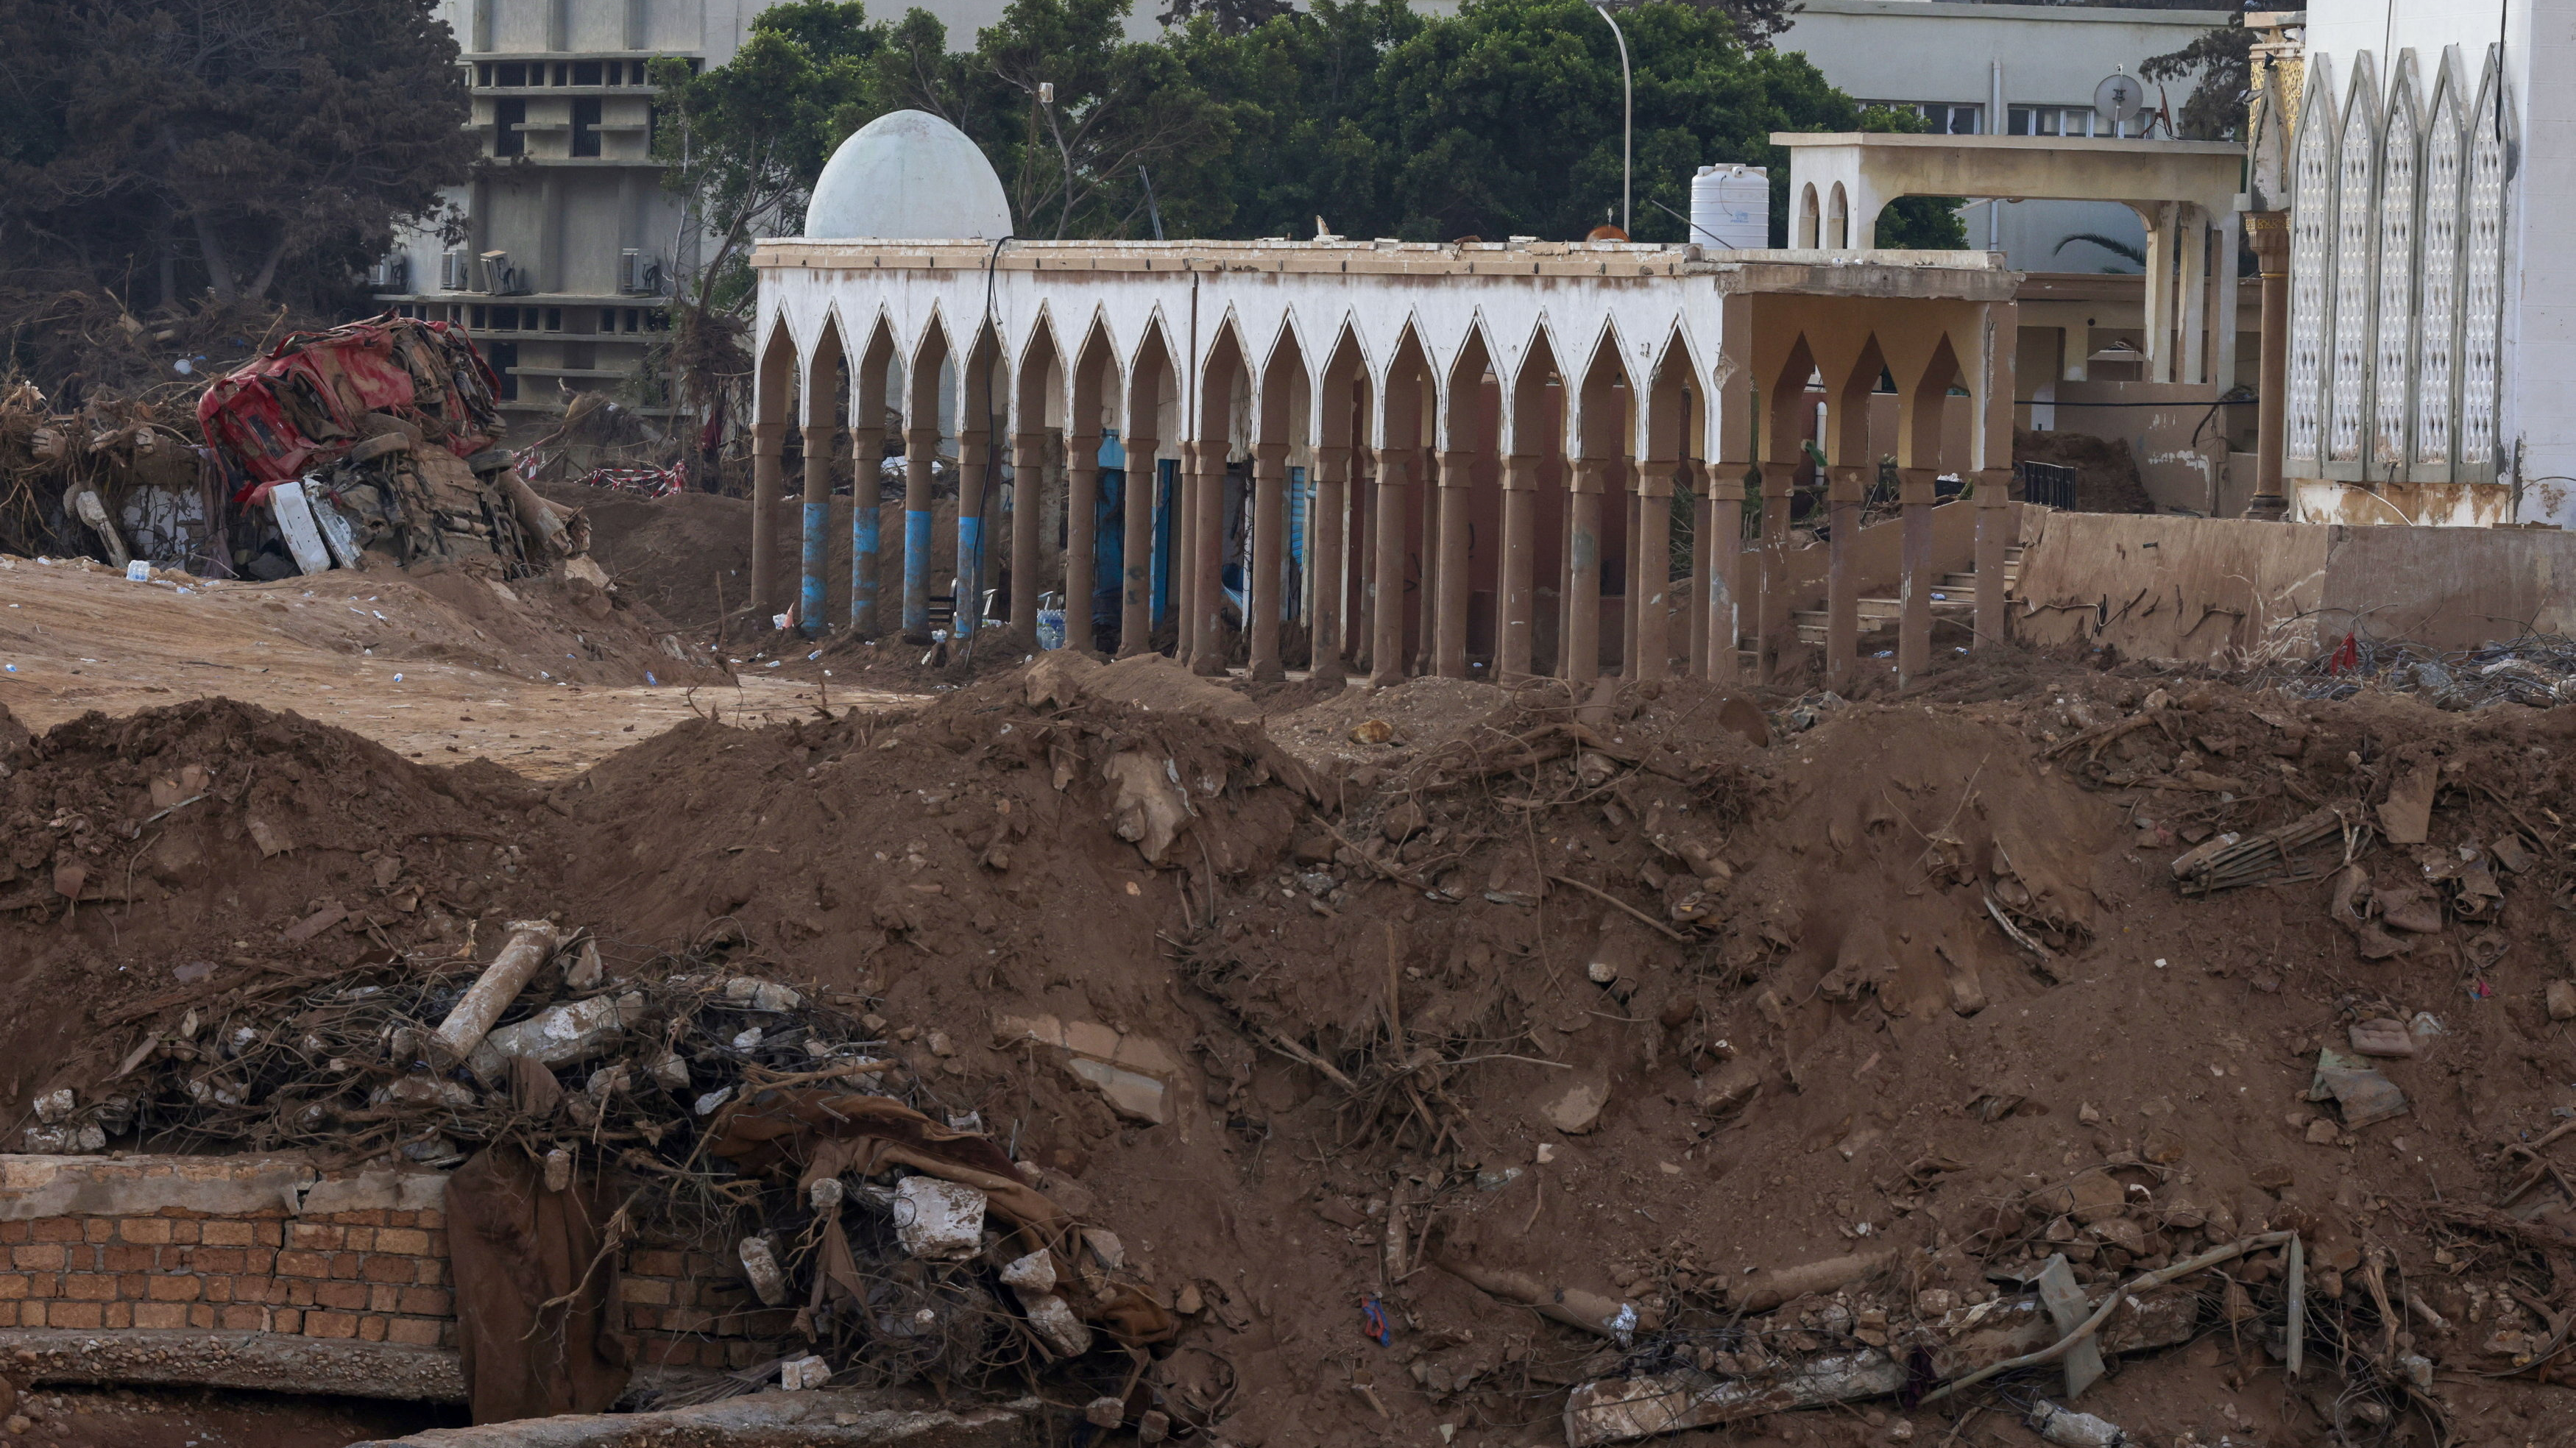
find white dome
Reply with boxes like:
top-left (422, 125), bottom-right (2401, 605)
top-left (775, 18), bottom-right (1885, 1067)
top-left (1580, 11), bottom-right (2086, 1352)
top-left (804, 110), bottom-right (1013, 241)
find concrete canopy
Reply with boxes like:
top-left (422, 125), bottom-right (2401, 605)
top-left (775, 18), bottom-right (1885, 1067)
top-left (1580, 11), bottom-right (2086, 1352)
top-left (1770, 133), bottom-right (2247, 249)
top-left (805, 109), bottom-right (1014, 241)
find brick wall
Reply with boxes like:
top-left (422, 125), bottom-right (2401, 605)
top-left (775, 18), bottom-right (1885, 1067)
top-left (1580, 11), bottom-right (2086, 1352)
top-left (0, 1154), bottom-right (782, 1399)
top-left (0, 1204), bottom-right (451, 1346)
top-left (621, 1249), bottom-right (796, 1371)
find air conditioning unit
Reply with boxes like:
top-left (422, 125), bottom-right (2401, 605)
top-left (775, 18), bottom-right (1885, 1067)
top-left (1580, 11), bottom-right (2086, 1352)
top-left (367, 254), bottom-right (408, 291)
top-left (618, 250), bottom-right (665, 295)
top-left (439, 249), bottom-right (470, 291)
top-left (478, 249), bottom-right (530, 295)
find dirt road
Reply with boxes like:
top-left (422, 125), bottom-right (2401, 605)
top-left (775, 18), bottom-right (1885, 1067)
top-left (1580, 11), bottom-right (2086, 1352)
top-left (0, 555), bottom-right (915, 777)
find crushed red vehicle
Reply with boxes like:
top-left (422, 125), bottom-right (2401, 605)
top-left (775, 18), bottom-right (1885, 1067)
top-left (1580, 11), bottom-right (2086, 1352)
top-left (194, 315), bottom-right (506, 494)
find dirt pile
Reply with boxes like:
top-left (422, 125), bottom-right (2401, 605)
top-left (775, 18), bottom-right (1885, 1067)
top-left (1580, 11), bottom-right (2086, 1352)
top-left (534, 481), bottom-right (784, 634)
top-left (2015, 428), bottom-right (2157, 515)
top-left (10, 661), bottom-right (2576, 1445)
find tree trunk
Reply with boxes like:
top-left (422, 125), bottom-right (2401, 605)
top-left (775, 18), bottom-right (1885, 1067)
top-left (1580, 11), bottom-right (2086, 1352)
top-left (247, 236), bottom-right (291, 299)
top-left (190, 210), bottom-right (240, 305)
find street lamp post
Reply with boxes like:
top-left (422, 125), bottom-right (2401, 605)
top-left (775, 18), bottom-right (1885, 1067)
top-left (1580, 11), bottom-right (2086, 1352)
top-left (1592, 3), bottom-right (1631, 237)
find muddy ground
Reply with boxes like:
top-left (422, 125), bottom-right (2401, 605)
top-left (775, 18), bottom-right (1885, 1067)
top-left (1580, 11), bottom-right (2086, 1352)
top-left (2, 561), bottom-right (2575, 1447)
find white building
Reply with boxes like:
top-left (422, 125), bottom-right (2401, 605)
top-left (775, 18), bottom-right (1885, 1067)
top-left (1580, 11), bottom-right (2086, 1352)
top-left (1777, 0), bottom-right (2231, 272)
top-left (2268, 1), bottom-right (2566, 527)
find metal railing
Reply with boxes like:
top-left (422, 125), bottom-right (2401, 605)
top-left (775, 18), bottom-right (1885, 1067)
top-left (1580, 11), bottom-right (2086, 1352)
top-left (2019, 461), bottom-right (2078, 511)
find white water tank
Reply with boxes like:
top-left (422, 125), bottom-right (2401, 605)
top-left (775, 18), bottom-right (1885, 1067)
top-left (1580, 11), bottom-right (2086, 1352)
top-left (1689, 164), bottom-right (1770, 250)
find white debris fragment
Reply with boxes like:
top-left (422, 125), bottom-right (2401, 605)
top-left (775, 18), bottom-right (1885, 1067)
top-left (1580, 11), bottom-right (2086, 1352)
top-left (894, 1176), bottom-right (987, 1260)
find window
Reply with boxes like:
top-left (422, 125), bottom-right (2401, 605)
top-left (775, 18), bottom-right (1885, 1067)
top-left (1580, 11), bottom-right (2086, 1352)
top-left (572, 60), bottom-right (602, 85)
top-left (477, 63), bottom-right (492, 86)
top-left (551, 62), bottom-right (569, 85)
top-left (495, 61), bottom-right (526, 87)
top-left (470, 305), bottom-right (486, 329)
top-left (1875, 102), bottom-right (1982, 135)
top-left (645, 310), bottom-right (670, 333)
top-left (492, 97), bottom-right (526, 157)
top-left (544, 308), bottom-right (564, 332)
top-left (572, 97), bottom-right (602, 156)
top-left (623, 308), bottom-right (641, 332)
top-left (2007, 106), bottom-right (2098, 138)
top-left (486, 341), bottom-right (520, 401)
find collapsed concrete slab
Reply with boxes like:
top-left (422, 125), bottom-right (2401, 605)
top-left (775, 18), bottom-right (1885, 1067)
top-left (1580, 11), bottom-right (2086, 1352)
top-left (0, 1328), bottom-right (464, 1400)
top-left (342, 1390), bottom-right (1041, 1447)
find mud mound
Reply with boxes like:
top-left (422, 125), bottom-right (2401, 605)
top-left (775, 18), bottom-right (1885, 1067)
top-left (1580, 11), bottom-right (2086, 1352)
top-left (1175, 674), bottom-right (2576, 1445)
top-left (15, 664), bottom-right (2576, 1446)
top-left (534, 481), bottom-right (783, 634)
top-left (0, 698), bottom-right (552, 1111)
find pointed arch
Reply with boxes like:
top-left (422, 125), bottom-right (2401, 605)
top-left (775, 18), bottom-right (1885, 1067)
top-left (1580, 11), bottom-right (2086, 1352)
top-left (2324, 52), bottom-right (2380, 472)
top-left (1118, 316), bottom-right (1181, 656)
top-left (1309, 319), bottom-right (1372, 683)
top-left (2368, 53), bottom-right (2424, 476)
top-left (1899, 333), bottom-right (1964, 470)
top-left (2459, 44), bottom-right (2510, 477)
top-left (1799, 184), bottom-right (1822, 249)
top-left (2285, 54), bottom-right (2339, 472)
top-left (2412, 47), bottom-right (2471, 480)
top-left (1827, 334), bottom-right (1889, 466)
top-left (1827, 183), bottom-right (1850, 249)
top-left (750, 316), bottom-right (801, 614)
top-left (846, 310), bottom-right (903, 636)
top-left (1763, 333), bottom-right (1819, 466)
top-left (1005, 310), bottom-right (1066, 638)
top-left (1438, 316), bottom-right (1501, 453)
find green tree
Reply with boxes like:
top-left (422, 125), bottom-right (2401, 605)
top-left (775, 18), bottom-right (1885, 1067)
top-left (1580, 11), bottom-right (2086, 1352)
top-left (2142, 15), bottom-right (2251, 142)
top-left (1164, 0), bottom-right (1421, 239)
top-left (955, 0), bottom-right (1238, 238)
top-left (0, 0), bottom-right (475, 311)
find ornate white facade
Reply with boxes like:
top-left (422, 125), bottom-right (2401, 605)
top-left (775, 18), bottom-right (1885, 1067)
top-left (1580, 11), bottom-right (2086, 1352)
top-left (2283, 0), bottom-right (2568, 524)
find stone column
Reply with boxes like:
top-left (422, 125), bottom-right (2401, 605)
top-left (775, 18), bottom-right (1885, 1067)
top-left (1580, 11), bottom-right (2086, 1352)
top-left (1620, 483), bottom-right (1642, 679)
top-left (2247, 211), bottom-right (2291, 521)
top-left (1250, 444), bottom-right (1289, 681)
top-left (1633, 463), bottom-right (1673, 682)
top-left (1190, 444), bottom-right (1229, 676)
top-left (1685, 460), bottom-right (1710, 677)
top-left (1009, 432), bottom-right (1047, 639)
top-left (1564, 458), bottom-right (1606, 685)
top-left (849, 427), bottom-right (884, 636)
top-left (1498, 455), bottom-right (1538, 682)
top-left (1310, 445), bottom-right (1350, 684)
top-left (902, 427), bottom-right (938, 642)
top-left (1351, 450), bottom-right (1373, 675)
top-left (1704, 465), bottom-right (1744, 682)
top-left (1823, 464), bottom-right (1866, 690)
top-left (955, 434), bottom-right (990, 641)
top-left (1369, 450), bottom-right (1409, 688)
top-left (1753, 461), bottom-right (1797, 680)
top-left (1171, 444), bottom-right (1198, 658)
top-left (1064, 433), bottom-right (1100, 653)
top-left (1896, 466), bottom-right (1936, 684)
top-left (799, 422), bottom-right (833, 636)
top-left (749, 419), bottom-right (785, 624)
top-left (1973, 468), bottom-right (2011, 650)
top-left (1117, 436), bottom-right (1156, 656)
top-left (1434, 449), bottom-right (1474, 678)
top-left (1411, 452), bottom-right (1439, 677)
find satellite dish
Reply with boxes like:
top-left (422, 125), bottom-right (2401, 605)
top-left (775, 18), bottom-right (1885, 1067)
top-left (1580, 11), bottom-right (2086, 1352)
top-left (2094, 72), bottom-right (2145, 131)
